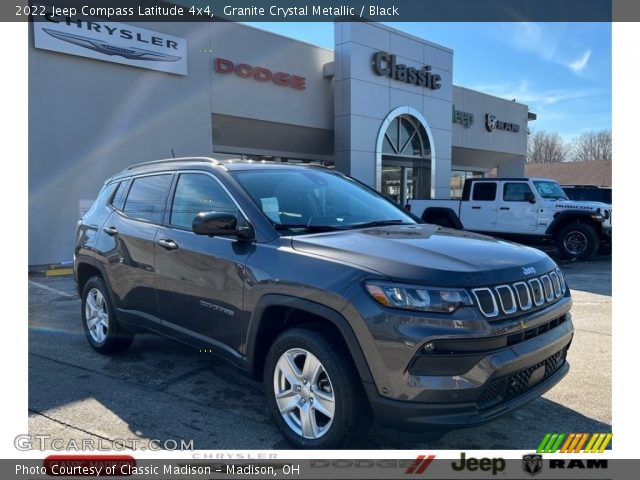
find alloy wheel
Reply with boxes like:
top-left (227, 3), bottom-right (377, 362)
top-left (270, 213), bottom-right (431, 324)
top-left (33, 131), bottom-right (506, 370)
top-left (273, 348), bottom-right (335, 439)
top-left (564, 230), bottom-right (588, 255)
top-left (85, 288), bottom-right (109, 344)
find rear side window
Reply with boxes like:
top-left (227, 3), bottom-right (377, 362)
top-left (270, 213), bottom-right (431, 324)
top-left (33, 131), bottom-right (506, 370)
top-left (169, 173), bottom-right (238, 229)
top-left (472, 182), bottom-right (497, 201)
top-left (503, 182), bottom-right (533, 202)
top-left (82, 182), bottom-right (118, 220)
top-left (123, 174), bottom-right (172, 224)
top-left (111, 179), bottom-right (130, 210)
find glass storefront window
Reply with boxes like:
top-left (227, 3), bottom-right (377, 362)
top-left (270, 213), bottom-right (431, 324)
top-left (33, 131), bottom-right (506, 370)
top-left (450, 170), bottom-right (484, 198)
top-left (381, 114), bottom-right (432, 205)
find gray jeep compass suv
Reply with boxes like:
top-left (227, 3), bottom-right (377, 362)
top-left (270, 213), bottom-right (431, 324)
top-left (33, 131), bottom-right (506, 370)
top-left (75, 157), bottom-right (574, 448)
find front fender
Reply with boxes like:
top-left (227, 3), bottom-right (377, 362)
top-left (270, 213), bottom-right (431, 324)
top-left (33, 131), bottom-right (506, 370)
top-left (546, 210), bottom-right (602, 235)
top-left (245, 294), bottom-right (375, 386)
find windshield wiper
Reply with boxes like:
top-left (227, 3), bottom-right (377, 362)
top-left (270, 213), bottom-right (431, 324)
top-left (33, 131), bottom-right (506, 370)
top-left (273, 223), bottom-right (345, 232)
top-left (346, 219), bottom-right (411, 229)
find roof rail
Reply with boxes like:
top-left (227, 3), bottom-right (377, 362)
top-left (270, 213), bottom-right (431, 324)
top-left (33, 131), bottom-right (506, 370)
top-left (125, 157), bottom-right (219, 171)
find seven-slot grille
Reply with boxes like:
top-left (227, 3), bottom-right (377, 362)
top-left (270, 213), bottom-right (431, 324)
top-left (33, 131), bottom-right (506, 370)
top-left (471, 268), bottom-right (566, 318)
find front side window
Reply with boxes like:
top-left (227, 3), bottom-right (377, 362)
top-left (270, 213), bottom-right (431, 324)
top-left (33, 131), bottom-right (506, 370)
top-left (232, 169), bottom-right (415, 232)
top-left (533, 180), bottom-right (568, 200)
top-left (169, 173), bottom-right (238, 229)
top-left (123, 174), bottom-right (172, 224)
top-left (503, 182), bottom-right (534, 202)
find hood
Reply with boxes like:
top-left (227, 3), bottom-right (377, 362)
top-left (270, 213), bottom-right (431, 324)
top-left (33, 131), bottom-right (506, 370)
top-left (291, 224), bottom-right (556, 287)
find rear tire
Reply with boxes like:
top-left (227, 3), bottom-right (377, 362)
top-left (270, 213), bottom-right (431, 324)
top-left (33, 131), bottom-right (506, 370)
top-left (81, 276), bottom-right (134, 354)
top-left (555, 223), bottom-right (599, 261)
top-left (264, 326), bottom-right (371, 448)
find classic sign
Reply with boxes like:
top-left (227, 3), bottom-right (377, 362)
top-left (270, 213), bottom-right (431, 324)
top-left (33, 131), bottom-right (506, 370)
top-left (372, 51), bottom-right (441, 90)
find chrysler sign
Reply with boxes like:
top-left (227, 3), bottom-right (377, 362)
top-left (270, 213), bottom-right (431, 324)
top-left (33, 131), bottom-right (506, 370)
top-left (33, 17), bottom-right (187, 75)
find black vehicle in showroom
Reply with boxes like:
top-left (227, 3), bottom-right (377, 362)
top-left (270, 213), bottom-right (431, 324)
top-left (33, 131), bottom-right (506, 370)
top-left (75, 157), bottom-right (574, 448)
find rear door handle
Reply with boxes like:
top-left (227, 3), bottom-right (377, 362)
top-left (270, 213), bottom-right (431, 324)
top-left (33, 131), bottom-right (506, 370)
top-left (471, 206), bottom-right (481, 210)
top-left (500, 207), bottom-right (510, 210)
top-left (157, 239), bottom-right (179, 250)
top-left (103, 226), bottom-right (118, 236)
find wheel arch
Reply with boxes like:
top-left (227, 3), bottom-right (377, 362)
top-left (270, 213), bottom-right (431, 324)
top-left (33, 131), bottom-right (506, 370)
top-left (546, 211), bottom-right (602, 236)
top-left (75, 259), bottom-right (119, 310)
top-left (245, 295), bottom-right (374, 386)
top-left (421, 207), bottom-right (463, 229)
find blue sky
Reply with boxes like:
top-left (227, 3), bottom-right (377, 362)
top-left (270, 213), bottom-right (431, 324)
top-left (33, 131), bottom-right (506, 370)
top-left (245, 22), bottom-right (611, 141)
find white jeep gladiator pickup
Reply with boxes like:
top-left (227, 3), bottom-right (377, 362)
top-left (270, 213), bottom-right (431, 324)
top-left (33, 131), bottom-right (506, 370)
top-left (409, 177), bottom-right (612, 260)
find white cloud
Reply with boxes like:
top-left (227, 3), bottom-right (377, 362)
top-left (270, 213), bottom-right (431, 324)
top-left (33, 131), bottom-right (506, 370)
top-left (499, 23), bottom-right (592, 76)
top-left (468, 79), bottom-right (606, 111)
top-left (568, 50), bottom-right (591, 74)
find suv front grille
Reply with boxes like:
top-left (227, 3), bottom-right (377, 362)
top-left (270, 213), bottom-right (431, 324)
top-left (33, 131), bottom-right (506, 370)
top-left (472, 268), bottom-right (566, 319)
top-left (477, 347), bottom-right (568, 409)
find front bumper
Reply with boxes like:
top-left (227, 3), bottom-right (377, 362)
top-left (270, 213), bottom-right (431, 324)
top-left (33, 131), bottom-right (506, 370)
top-left (367, 317), bottom-right (573, 430)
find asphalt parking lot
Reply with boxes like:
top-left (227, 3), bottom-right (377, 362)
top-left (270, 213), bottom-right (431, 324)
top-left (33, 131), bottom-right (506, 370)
top-left (28, 254), bottom-right (611, 450)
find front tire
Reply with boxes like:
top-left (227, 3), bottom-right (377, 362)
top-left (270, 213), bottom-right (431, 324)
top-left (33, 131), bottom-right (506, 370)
top-left (555, 223), bottom-right (599, 261)
top-left (264, 326), bottom-right (371, 448)
top-left (81, 276), bottom-right (134, 354)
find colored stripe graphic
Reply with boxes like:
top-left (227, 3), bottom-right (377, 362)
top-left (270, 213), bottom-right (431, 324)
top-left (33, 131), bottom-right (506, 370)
top-left (538, 433), bottom-right (612, 453)
top-left (405, 455), bottom-right (436, 474)
top-left (538, 433), bottom-right (566, 453)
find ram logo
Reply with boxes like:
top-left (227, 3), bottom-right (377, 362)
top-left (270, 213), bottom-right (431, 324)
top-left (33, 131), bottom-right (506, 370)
top-left (485, 113), bottom-right (498, 132)
top-left (522, 266), bottom-right (537, 275)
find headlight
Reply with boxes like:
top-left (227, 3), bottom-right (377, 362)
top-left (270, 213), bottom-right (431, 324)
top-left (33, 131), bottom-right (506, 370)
top-left (365, 281), bottom-right (473, 313)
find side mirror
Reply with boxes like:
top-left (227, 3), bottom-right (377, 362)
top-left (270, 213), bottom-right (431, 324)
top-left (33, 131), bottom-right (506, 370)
top-left (526, 192), bottom-right (537, 204)
top-left (192, 211), bottom-right (255, 241)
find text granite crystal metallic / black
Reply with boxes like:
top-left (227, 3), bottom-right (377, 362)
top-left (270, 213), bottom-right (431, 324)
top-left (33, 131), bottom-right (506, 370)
top-left (74, 157), bottom-right (573, 448)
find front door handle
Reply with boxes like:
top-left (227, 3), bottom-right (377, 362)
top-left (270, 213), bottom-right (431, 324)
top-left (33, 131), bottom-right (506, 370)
top-left (103, 226), bottom-right (118, 236)
top-left (500, 207), bottom-right (510, 210)
top-left (157, 239), bottom-right (179, 250)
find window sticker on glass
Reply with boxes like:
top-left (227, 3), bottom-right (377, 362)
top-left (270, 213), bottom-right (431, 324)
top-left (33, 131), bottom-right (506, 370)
top-left (261, 197), bottom-right (280, 223)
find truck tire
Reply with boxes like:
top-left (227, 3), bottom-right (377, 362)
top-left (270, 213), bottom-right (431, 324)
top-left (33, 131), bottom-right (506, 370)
top-left (81, 276), bottom-right (134, 354)
top-left (264, 326), bottom-right (371, 448)
top-left (555, 223), bottom-right (599, 261)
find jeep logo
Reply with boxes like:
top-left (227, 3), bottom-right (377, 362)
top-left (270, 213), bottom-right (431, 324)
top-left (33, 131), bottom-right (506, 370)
top-left (522, 266), bottom-right (536, 275)
top-left (451, 453), bottom-right (505, 475)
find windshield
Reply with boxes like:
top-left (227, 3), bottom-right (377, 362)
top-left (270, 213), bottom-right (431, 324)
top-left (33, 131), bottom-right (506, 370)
top-left (231, 168), bottom-right (416, 233)
top-left (533, 180), bottom-right (569, 200)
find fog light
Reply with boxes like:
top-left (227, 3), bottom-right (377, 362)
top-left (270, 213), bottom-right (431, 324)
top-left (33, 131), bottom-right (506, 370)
top-left (423, 342), bottom-right (435, 353)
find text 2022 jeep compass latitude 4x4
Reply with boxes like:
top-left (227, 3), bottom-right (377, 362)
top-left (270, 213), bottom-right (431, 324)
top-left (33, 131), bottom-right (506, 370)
top-left (75, 157), bottom-right (574, 448)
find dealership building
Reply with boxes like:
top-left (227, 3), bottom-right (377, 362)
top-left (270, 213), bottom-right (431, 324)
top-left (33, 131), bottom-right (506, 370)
top-left (29, 18), bottom-right (534, 265)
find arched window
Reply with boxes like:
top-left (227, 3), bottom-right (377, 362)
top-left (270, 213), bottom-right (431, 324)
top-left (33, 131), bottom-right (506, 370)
top-left (382, 115), bottom-right (431, 158)
top-left (379, 113), bottom-right (433, 204)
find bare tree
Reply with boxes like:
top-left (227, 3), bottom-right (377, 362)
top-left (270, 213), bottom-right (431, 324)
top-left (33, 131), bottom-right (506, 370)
top-left (572, 130), bottom-right (612, 162)
top-left (527, 130), bottom-right (568, 164)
